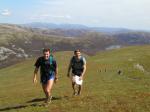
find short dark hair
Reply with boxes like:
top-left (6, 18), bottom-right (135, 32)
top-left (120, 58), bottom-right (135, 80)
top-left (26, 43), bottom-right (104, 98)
top-left (74, 49), bottom-right (80, 54)
top-left (43, 48), bottom-right (50, 53)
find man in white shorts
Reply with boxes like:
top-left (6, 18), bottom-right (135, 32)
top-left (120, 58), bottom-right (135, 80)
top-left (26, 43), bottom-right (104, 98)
top-left (67, 49), bottom-right (86, 95)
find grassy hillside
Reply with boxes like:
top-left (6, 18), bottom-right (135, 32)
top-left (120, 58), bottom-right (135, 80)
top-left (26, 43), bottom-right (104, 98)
top-left (0, 46), bottom-right (150, 112)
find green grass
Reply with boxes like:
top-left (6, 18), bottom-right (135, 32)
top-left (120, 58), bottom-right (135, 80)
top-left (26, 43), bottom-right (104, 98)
top-left (0, 46), bottom-right (150, 112)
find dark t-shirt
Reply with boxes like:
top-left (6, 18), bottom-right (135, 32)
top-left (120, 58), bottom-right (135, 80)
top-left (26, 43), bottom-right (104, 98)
top-left (34, 56), bottom-right (57, 76)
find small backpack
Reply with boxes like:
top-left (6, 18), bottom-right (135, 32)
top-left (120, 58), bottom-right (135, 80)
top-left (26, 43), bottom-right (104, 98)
top-left (49, 55), bottom-right (56, 72)
top-left (71, 56), bottom-right (84, 70)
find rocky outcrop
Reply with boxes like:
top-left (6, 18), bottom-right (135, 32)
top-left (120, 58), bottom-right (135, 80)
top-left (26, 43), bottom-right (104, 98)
top-left (0, 46), bottom-right (28, 61)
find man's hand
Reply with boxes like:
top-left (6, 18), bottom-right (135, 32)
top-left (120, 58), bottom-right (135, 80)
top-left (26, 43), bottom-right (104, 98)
top-left (67, 73), bottom-right (70, 78)
top-left (79, 76), bottom-right (83, 81)
top-left (54, 77), bottom-right (58, 83)
top-left (33, 76), bottom-right (37, 84)
top-left (33, 68), bottom-right (38, 84)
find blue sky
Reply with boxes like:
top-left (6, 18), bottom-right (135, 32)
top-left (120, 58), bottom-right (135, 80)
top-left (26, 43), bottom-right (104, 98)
top-left (0, 0), bottom-right (150, 30)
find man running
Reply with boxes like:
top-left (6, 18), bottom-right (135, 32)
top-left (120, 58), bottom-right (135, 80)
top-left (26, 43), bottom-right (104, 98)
top-left (67, 49), bottom-right (86, 96)
top-left (33, 48), bottom-right (58, 104)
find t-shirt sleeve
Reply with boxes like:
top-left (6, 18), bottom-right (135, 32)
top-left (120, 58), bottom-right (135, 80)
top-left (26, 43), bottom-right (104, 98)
top-left (53, 60), bottom-right (57, 71)
top-left (34, 57), bottom-right (41, 68)
top-left (54, 60), bottom-right (57, 68)
top-left (82, 57), bottom-right (86, 65)
top-left (70, 56), bottom-right (74, 65)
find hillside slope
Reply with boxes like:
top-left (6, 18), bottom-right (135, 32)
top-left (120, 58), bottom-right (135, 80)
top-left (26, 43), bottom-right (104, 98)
top-left (0, 24), bottom-right (117, 68)
top-left (0, 46), bottom-right (150, 112)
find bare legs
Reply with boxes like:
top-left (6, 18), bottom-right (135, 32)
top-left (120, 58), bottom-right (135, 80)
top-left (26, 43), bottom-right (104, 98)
top-left (78, 85), bottom-right (82, 95)
top-left (72, 81), bottom-right (82, 96)
top-left (42, 79), bottom-right (54, 103)
top-left (72, 82), bottom-right (76, 95)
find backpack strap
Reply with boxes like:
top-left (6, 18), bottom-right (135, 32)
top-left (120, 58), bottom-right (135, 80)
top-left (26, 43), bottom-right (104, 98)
top-left (49, 54), bottom-right (54, 65)
top-left (71, 56), bottom-right (84, 68)
top-left (49, 55), bottom-right (56, 73)
top-left (80, 56), bottom-right (84, 65)
top-left (80, 56), bottom-right (84, 61)
top-left (71, 56), bottom-right (84, 63)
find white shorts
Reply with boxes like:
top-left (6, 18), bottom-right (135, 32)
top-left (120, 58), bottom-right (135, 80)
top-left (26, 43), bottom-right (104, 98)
top-left (72, 75), bottom-right (83, 85)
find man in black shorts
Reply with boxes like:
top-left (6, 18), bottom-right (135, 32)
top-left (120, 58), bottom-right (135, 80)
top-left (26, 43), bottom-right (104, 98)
top-left (67, 49), bottom-right (86, 95)
top-left (33, 48), bottom-right (58, 104)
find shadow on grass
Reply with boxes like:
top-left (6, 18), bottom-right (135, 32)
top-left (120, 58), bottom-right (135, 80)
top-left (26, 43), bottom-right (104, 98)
top-left (26, 96), bottom-right (62, 103)
top-left (26, 98), bottom-right (45, 103)
top-left (0, 96), bottom-right (65, 111)
top-left (0, 104), bottom-right (39, 111)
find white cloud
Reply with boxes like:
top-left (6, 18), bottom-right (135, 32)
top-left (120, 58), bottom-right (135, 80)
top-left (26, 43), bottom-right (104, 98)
top-left (1, 9), bottom-right (11, 16)
top-left (49, 15), bottom-right (71, 19)
top-left (39, 0), bottom-right (65, 6)
top-left (30, 13), bottom-right (72, 20)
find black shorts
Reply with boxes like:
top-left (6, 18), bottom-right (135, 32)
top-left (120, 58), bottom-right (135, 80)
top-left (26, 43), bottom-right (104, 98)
top-left (41, 72), bottom-right (55, 84)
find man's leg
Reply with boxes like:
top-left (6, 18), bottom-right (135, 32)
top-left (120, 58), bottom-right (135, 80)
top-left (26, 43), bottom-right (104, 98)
top-left (42, 79), bottom-right (54, 103)
top-left (42, 84), bottom-right (47, 99)
top-left (46, 79), bottom-right (54, 102)
top-left (72, 82), bottom-right (77, 95)
top-left (78, 85), bottom-right (82, 95)
top-left (71, 75), bottom-right (77, 95)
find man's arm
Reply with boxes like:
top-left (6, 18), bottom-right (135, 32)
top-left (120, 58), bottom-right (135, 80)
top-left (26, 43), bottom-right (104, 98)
top-left (67, 61), bottom-right (72, 77)
top-left (55, 67), bottom-right (58, 78)
top-left (33, 67), bottom-right (38, 83)
top-left (80, 64), bottom-right (86, 79)
top-left (80, 57), bottom-right (86, 80)
top-left (54, 66), bottom-right (58, 83)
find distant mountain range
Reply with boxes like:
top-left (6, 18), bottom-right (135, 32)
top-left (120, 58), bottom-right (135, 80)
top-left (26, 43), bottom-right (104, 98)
top-left (22, 22), bottom-right (89, 30)
top-left (22, 22), bottom-right (142, 33)
top-left (0, 23), bottom-right (150, 68)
